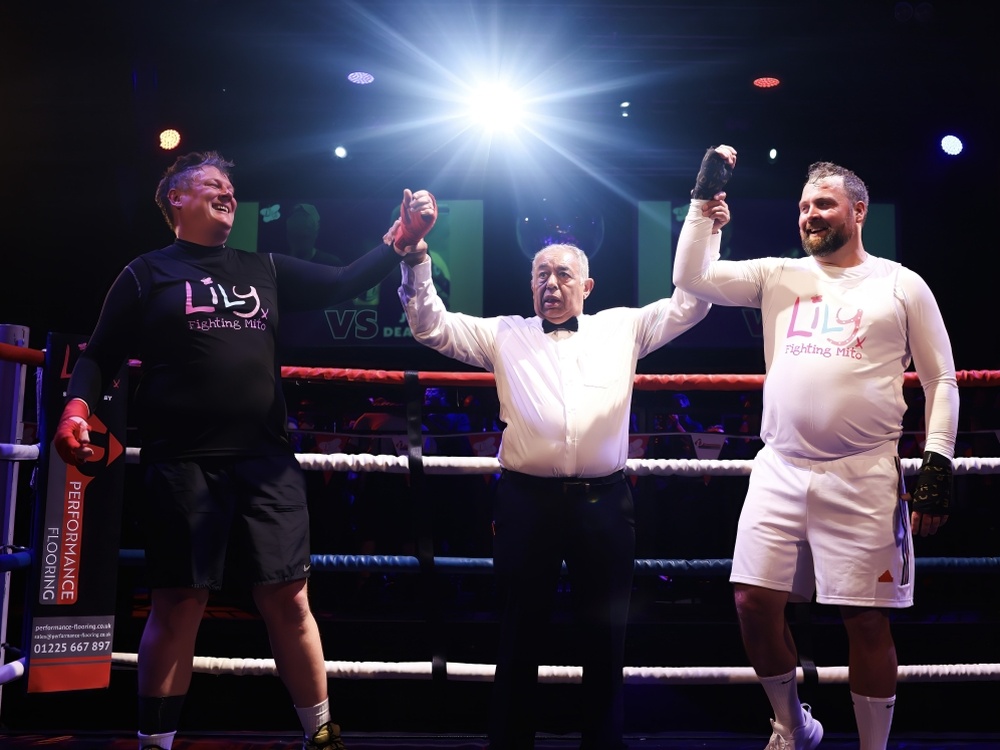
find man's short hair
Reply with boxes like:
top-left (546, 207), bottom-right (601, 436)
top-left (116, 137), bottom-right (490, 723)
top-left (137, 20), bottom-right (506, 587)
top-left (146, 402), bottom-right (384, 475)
top-left (154, 151), bottom-right (234, 231)
top-left (532, 243), bottom-right (590, 280)
top-left (806, 161), bottom-right (870, 211)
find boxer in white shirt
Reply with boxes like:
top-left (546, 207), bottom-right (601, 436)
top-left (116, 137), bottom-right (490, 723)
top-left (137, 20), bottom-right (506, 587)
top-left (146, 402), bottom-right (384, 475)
top-left (674, 146), bottom-right (959, 750)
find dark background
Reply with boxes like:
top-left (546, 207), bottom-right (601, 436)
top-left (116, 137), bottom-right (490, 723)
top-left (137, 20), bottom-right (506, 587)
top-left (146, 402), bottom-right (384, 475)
top-left (2, 0), bottom-right (996, 372)
top-left (2, 0), bottom-right (999, 740)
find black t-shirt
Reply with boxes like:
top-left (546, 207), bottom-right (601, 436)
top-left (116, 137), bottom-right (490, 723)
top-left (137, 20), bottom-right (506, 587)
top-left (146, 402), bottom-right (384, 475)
top-left (68, 239), bottom-right (401, 463)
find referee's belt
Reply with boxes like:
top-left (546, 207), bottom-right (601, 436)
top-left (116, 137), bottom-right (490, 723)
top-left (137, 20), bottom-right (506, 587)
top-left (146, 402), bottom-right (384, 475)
top-left (500, 469), bottom-right (626, 492)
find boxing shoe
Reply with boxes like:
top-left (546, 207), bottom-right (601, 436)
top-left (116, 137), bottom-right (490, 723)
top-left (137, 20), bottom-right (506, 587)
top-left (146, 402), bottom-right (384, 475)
top-left (304, 720), bottom-right (347, 750)
top-left (765, 703), bottom-right (823, 750)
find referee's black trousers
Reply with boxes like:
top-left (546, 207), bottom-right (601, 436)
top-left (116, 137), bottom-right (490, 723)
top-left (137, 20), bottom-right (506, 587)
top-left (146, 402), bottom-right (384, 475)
top-left (487, 470), bottom-right (635, 750)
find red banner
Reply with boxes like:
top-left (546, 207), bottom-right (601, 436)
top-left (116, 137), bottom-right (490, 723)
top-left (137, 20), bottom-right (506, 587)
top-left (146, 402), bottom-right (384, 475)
top-left (26, 333), bottom-right (127, 692)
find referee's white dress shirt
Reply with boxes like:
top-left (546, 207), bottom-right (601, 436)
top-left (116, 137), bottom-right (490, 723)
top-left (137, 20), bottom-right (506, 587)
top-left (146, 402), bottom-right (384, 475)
top-left (399, 256), bottom-right (711, 478)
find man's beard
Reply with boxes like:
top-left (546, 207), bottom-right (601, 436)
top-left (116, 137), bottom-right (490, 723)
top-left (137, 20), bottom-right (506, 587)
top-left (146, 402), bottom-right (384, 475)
top-left (801, 223), bottom-right (851, 257)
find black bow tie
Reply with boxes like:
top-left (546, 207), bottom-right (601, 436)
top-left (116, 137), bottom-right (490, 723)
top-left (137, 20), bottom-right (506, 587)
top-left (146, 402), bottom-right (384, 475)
top-left (542, 316), bottom-right (578, 334)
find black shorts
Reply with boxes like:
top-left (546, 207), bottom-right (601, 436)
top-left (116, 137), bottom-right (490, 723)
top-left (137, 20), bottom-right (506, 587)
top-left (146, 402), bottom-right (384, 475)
top-left (143, 454), bottom-right (311, 590)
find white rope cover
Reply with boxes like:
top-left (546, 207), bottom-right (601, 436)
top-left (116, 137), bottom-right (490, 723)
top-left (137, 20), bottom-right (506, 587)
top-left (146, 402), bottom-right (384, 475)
top-left (0, 657), bottom-right (26, 685)
top-left (294, 454), bottom-right (1000, 477)
top-left (0, 443), bottom-right (40, 460)
top-left (108, 653), bottom-right (1000, 685)
top-left (4, 445), bottom-right (1000, 477)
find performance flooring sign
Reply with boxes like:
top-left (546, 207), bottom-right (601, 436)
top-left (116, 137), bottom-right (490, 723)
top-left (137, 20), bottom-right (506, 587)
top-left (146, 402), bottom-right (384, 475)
top-left (26, 333), bottom-right (127, 692)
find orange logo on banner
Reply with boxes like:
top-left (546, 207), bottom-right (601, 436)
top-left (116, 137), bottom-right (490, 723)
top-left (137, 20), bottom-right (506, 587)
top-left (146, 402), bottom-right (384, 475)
top-left (77, 412), bottom-right (124, 468)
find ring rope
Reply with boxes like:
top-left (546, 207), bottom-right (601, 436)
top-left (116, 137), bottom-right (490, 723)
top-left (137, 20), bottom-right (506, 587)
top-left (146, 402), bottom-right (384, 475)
top-left (5, 444), bottom-right (999, 477)
top-left (4, 343), bottom-right (999, 692)
top-left (106, 552), bottom-right (999, 576)
top-left (279, 365), bottom-right (1000, 389)
top-left (106, 652), bottom-right (1000, 685)
top-left (2, 340), bottom-right (998, 389)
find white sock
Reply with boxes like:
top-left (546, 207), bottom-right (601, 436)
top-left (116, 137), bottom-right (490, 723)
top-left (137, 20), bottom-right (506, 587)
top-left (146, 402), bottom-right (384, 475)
top-left (138, 730), bottom-right (175, 749)
top-left (295, 698), bottom-right (332, 737)
top-left (760, 669), bottom-right (805, 730)
top-left (852, 691), bottom-right (895, 750)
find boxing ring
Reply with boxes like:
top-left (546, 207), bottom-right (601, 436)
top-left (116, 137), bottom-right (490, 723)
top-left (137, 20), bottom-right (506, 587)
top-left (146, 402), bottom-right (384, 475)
top-left (2, 327), bottom-right (1000, 746)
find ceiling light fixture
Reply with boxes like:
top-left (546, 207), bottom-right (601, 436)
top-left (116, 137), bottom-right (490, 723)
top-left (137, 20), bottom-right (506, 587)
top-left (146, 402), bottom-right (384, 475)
top-left (159, 129), bottom-right (181, 150)
top-left (347, 71), bottom-right (375, 85)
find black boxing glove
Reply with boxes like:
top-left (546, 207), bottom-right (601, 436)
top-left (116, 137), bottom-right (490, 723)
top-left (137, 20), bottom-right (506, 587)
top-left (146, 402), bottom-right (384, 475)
top-left (910, 450), bottom-right (953, 516)
top-left (691, 147), bottom-right (734, 200)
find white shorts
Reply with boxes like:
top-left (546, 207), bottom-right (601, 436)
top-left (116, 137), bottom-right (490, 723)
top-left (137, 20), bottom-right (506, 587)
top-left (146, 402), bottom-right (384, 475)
top-left (731, 443), bottom-right (913, 608)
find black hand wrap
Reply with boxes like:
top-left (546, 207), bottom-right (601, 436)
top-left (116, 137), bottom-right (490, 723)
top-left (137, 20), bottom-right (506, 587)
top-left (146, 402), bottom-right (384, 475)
top-left (691, 146), bottom-right (733, 199)
top-left (910, 450), bottom-right (953, 516)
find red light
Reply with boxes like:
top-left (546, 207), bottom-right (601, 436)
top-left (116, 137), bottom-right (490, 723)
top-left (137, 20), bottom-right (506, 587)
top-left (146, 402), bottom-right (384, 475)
top-left (753, 77), bottom-right (780, 89)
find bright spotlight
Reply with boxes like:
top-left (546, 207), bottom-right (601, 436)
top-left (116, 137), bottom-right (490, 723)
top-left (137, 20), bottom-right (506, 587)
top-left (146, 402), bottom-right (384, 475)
top-left (768, 148), bottom-right (778, 162)
top-left (333, 145), bottom-right (348, 159)
top-left (940, 135), bottom-right (963, 156)
top-left (466, 83), bottom-right (525, 131)
top-left (159, 129), bottom-right (181, 150)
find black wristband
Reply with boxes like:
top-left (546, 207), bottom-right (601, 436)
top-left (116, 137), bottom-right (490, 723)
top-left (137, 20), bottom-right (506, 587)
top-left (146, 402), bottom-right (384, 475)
top-left (922, 450), bottom-right (952, 468)
top-left (911, 450), bottom-right (954, 516)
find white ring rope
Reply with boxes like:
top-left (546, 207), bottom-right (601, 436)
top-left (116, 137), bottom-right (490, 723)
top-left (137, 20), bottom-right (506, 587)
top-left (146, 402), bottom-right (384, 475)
top-left (107, 653), bottom-right (1000, 685)
top-left (4, 443), bottom-right (1000, 477)
top-left (5, 441), bottom-right (999, 688)
top-left (276, 453), bottom-right (1000, 477)
top-left (0, 657), bottom-right (26, 685)
top-left (0, 443), bottom-right (40, 460)
top-left (96, 447), bottom-right (1000, 687)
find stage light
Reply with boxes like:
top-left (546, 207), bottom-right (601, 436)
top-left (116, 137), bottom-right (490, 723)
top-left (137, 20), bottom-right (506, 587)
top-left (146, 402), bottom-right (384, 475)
top-left (940, 135), bottom-right (963, 156)
top-left (768, 148), bottom-right (778, 162)
top-left (753, 77), bottom-right (780, 89)
top-left (333, 145), bottom-right (348, 159)
top-left (347, 71), bottom-right (375, 85)
top-left (620, 101), bottom-right (630, 118)
top-left (159, 129), bottom-right (181, 150)
top-left (465, 83), bottom-right (525, 132)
